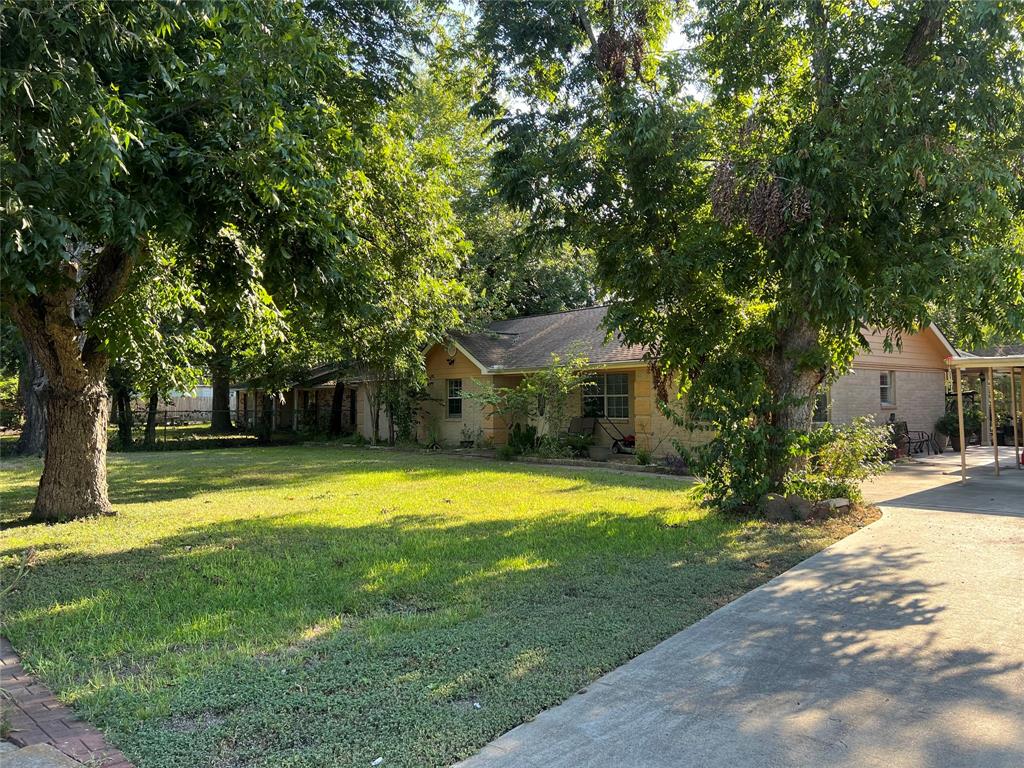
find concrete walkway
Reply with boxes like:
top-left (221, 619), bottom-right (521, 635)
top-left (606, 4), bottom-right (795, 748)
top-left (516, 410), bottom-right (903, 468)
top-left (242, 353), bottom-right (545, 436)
top-left (456, 449), bottom-right (1024, 768)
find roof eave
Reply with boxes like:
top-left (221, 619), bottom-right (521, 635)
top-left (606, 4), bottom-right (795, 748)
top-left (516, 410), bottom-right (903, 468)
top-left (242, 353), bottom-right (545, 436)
top-left (946, 354), bottom-right (1024, 369)
top-left (928, 322), bottom-right (959, 358)
top-left (484, 359), bottom-right (649, 375)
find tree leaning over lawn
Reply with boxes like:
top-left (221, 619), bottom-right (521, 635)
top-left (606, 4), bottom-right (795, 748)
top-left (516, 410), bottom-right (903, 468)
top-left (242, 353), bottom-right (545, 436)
top-left (478, 0), bottom-right (1024, 508)
top-left (0, 1), bottom-right (420, 520)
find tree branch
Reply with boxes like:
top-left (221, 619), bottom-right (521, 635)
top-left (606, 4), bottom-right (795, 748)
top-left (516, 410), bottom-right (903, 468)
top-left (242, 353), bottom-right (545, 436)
top-left (902, 0), bottom-right (949, 68)
top-left (85, 244), bottom-right (136, 317)
top-left (575, 1), bottom-right (599, 57)
top-left (809, 0), bottom-right (833, 103)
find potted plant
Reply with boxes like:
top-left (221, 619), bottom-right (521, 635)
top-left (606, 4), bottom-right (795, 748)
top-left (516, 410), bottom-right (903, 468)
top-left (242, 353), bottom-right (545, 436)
top-left (934, 412), bottom-right (958, 450)
top-left (459, 424), bottom-right (476, 449)
top-left (935, 409), bottom-right (982, 451)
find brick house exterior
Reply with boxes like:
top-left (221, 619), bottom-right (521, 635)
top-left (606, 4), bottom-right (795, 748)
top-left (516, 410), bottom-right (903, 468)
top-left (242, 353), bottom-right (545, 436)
top-left (244, 309), bottom-right (956, 454)
top-left (822, 326), bottom-right (954, 437)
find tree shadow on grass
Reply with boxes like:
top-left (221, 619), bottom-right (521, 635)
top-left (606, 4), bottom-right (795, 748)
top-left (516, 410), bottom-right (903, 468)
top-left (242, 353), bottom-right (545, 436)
top-left (0, 447), bottom-right (695, 528)
top-left (0, 500), bottom-right (830, 768)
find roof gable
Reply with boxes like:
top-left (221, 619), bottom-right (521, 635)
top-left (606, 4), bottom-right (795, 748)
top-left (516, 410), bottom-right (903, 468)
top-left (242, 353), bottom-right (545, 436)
top-left (453, 306), bottom-right (648, 372)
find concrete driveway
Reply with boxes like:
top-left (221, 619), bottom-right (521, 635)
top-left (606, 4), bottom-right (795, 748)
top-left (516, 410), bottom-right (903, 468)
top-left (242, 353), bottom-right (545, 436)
top-left (456, 449), bottom-right (1024, 768)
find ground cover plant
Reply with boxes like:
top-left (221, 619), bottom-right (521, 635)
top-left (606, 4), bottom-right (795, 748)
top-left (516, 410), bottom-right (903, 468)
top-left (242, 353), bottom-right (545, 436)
top-left (1, 446), bottom-right (875, 768)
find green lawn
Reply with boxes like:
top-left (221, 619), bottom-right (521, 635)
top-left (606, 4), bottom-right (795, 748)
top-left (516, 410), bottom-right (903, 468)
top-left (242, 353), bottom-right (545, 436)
top-left (0, 447), bottom-right (873, 768)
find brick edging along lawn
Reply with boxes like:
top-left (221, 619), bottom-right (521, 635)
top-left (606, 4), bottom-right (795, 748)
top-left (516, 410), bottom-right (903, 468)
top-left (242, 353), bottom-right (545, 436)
top-left (1, 637), bottom-right (133, 767)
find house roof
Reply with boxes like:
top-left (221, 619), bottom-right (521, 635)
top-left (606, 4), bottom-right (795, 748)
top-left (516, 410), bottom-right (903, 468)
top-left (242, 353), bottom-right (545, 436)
top-left (230, 362), bottom-right (345, 391)
top-left (968, 343), bottom-right (1024, 358)
top-left (453, 305), bottom-right (648, 372)
top-left (299, 363), bottom-right (347, 388)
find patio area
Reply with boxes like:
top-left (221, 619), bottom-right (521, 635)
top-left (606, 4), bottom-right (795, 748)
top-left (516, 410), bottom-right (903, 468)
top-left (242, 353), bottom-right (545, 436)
top-left (862, 447), bottom-right (1024, 515)
top-left (947, 354), bottom-right (1024, 484)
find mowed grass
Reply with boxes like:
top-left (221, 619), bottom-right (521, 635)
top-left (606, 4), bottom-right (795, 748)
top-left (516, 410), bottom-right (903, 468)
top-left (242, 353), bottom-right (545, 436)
top-left (0, 447), bottom-right (873, 768)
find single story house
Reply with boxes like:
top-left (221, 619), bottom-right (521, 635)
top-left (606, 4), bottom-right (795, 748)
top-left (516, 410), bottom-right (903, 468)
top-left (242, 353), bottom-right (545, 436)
top-left (241, 306), bottom-right (958, 457)
top-left (232, 363), bottom-right (364, 435)
top-left (416, 306), bottom-right (696, 455)
top-left (817, 324), bottom-right (956, 437)
top-left (421, 306), bottom-right (957, 455)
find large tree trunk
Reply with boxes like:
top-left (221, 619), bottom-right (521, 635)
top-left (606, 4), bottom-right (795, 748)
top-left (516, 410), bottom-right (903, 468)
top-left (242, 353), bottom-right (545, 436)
top-left (9, 244), bottom-right (134, 521)
top-left (761, 315), bottom-right (822, 489)
top-left (328, 379), bottom-right (345, 436)
top-left (13, 347), bottom-right (48, 456)
top-left (143, 387), bottom-right (159, 448)
top-left (209, 330), bottom-right (233, 433)
top-left (36, 379), bottom-right (113, 519)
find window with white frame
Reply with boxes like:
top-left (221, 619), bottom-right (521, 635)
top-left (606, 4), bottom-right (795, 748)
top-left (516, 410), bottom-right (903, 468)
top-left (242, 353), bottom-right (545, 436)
top-left (447, 378), bottom-right (463, 418)
top-left (879, 371), bottom-right (895, 406)
top-left (582, 373), bottom-right (630, 418)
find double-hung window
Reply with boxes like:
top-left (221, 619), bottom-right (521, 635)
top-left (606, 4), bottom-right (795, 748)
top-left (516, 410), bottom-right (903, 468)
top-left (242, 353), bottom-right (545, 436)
top-left (447, 378), bottom-right (463, 418)
top-left (879, 371), bottom-right (895, 407)
top-left (582, 373), bottom-right (629, 419)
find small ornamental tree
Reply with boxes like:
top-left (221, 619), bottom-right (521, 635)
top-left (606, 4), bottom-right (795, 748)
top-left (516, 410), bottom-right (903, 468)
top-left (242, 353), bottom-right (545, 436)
top-left (468, 353), bottom-right (592, 449)
top-left (478, 0), bottom-right (1024, 508)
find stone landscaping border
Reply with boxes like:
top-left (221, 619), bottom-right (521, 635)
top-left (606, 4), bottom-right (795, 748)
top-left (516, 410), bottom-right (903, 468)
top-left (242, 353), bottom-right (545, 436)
top-left (1, 638), bottom-right (133, 767)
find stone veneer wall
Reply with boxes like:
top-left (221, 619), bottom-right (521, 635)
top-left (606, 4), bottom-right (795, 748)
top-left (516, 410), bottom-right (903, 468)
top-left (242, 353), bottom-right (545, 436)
top-left (633, 368), bottom-right (713, 456)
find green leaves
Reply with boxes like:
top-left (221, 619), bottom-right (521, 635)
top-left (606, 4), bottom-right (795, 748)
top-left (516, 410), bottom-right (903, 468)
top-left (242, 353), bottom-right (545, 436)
top-left (477, 0), bottom-right (1023, 507)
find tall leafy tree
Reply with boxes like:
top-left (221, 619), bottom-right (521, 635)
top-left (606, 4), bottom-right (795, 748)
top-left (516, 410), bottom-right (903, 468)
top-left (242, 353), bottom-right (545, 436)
top-left (283, 96), bottom-right (471, 442)
top-left (98, 245), bottom-right (211, 447)
top-left (478, 0), bottom-right (1023, 507)
top-left (194, 0), bottom-right (430, 433)
top-left (0, 1), bottom-right (422, 520)
top-left (405, 15), bottom-right (599, 322)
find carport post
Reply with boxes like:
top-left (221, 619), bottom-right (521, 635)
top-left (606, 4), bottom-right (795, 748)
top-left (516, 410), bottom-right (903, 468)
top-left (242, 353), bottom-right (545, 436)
top-left (988, 367), bottom-right (999, 477)
top-left (1012, 369), bottom-right (1021, 470)
top-left (956, 367), bottom-right (967, 484)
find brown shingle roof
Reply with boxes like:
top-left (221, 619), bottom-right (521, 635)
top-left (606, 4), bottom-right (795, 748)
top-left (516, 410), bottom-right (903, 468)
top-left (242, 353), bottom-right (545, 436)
top-left (454, 305), bottom-right (648, 371)
top-left (969, 343), bottom-right (1024, 358)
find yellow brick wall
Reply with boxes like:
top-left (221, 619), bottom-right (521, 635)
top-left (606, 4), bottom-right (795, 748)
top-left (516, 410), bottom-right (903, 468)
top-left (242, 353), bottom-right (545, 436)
top-left (419, 345), bottom-right (496, 446)
top-left (634, 368), bottom-right (713, 457)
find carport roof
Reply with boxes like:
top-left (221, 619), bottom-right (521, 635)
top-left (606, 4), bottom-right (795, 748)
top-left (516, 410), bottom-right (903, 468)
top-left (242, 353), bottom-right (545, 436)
top-left (947, 354), bottom-right (1024, 371)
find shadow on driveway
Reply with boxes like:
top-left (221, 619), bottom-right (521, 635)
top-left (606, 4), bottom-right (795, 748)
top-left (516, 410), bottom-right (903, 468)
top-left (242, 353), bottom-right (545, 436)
top-left (458, 457), bottom-right (1024, 768)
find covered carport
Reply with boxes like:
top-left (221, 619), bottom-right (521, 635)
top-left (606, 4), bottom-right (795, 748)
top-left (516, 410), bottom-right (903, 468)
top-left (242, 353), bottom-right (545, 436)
top-left (947, 353), bottom-right (1024, 483)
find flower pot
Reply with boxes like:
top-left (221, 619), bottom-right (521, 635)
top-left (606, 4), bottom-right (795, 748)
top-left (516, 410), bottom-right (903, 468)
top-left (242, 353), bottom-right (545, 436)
top-left (949, 434), bottom-right (961, 452)
top-left (460, 440), bottom-right (474, 448)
